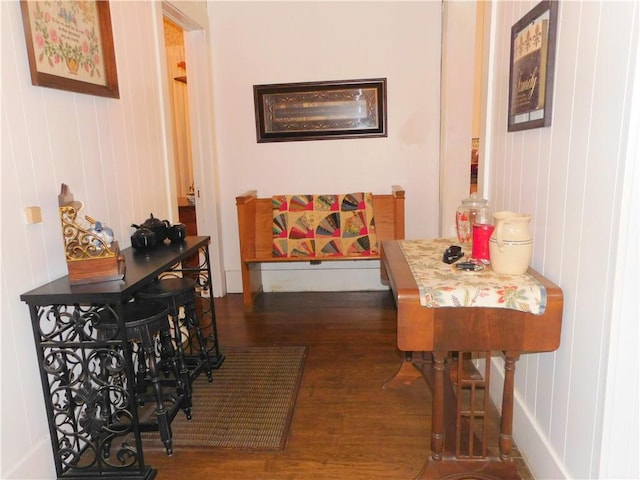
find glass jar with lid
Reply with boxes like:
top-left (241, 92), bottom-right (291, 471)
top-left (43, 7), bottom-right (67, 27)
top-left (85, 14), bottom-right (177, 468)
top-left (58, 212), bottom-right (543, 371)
top-left (455, 193), bottom-right (491, 247)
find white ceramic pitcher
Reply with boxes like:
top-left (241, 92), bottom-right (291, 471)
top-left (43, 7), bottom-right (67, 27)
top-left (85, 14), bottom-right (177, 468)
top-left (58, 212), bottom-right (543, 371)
top-left (489, 211), bottom-right (532, 275)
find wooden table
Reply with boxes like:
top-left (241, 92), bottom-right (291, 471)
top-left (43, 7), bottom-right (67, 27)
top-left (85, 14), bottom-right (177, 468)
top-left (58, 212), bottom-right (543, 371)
top-left (380, 240), bottom-right (563, 480)
top-left (20, 237), bottom-right (223, 480)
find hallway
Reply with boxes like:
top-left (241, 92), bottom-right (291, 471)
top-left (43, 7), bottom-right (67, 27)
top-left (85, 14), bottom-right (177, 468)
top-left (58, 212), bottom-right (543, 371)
top-left (146, 291), bottom-right (533, 479)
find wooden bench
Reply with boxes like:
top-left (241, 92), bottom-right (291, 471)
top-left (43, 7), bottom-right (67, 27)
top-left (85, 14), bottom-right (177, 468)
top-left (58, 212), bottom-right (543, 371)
top-left (235, 186), bottom-right (405, 311)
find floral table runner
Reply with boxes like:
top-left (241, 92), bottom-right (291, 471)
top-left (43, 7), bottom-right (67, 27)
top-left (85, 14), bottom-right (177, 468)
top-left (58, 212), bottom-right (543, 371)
top-left (398, 238), bottom-right (547, 315)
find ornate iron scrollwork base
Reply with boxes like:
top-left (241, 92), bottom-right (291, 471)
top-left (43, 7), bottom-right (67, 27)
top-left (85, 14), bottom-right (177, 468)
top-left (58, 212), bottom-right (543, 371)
top-left (34, 304), bottom-right (151, 478)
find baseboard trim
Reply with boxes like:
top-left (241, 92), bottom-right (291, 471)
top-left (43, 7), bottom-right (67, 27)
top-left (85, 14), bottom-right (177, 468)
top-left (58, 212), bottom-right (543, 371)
top-left (488, 356), bottom-right (571, 480)
top-left (3, 434), bottom-right (55, 479)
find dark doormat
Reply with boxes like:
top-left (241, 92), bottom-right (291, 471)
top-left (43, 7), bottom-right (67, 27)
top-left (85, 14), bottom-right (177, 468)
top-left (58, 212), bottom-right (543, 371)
top-left (141, 345), bottom-right (307, 451)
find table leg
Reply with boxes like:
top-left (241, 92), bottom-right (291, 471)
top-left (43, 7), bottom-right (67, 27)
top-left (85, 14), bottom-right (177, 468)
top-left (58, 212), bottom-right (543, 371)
top-left (431, 351), bottom-right (447, 461)
top-left (381, 352), bottom-right (430, 389)
top-left (413, 350), bottom-right (523, 480)
top-left (500, 352), bottom-right (521, 460)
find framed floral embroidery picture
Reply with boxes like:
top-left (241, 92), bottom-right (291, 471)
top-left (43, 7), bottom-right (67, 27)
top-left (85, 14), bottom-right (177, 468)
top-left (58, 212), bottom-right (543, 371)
top-left (20, 1), bottom-right (119, 98)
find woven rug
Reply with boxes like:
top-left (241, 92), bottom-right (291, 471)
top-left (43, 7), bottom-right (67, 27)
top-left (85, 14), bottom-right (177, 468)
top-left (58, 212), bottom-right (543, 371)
top-left (141, 345), bottom-right (307, 451)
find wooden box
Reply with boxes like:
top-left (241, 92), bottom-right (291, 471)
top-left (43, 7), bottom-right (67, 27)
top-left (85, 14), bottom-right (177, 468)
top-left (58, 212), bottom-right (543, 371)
top-left (67, 241), bottom-right (126, 285)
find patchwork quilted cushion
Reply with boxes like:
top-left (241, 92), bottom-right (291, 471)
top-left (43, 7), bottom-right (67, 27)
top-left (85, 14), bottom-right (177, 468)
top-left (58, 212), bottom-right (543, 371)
top-left (272, 193), bottom-right (377, 258)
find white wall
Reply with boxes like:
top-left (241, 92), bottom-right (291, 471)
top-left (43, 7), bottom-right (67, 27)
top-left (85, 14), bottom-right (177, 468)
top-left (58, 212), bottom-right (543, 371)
top-left (1, 1), bottom-right (174, 477)
top-left (208, 1), bottom-right (442, 293)
top-left (484, 2), bottom-right (639, 479)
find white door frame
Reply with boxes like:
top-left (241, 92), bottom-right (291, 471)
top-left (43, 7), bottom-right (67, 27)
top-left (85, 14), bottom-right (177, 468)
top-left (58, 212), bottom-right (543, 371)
top-left (439, 1), bottom-right (479, 237)
top-left (159, 1), bottom-right (226, 296)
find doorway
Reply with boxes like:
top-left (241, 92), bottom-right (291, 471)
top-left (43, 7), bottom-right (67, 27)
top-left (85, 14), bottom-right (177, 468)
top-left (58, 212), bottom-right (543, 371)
top-left (158, 2), bottom-right (227, 296)
top-left (162, 17), bottom-right (197, 236)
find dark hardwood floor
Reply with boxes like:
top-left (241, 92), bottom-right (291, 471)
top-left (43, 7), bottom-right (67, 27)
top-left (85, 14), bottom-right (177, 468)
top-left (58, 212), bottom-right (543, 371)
top-left (144, 291), bottom-right (533, 479)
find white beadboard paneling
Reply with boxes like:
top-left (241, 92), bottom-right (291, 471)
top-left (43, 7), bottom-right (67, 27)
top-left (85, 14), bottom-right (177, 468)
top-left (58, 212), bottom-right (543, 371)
top-left (532, 350), bottom-right (555, 424)
top-left (559, 2), bottom-right (604, 476)
top-left (566, 3), bottom-right (635, 476)
top-left (486, 1), bottom-right (638, 479)
top-left (540, 0), bottom-right (577, 285)
top-left (1, 8), bottom-right (58, 477)
top-left (94, 106), bottom-right (120, 230)
top-left (547, 4), bottom-right (594, 474)
top-left (106, 1), bottom-right (136, 240)
top-left (1, 1), bottom-right (174, 477)
top-left (76, 99), bottom-right (106, 209)
top-left (544, 1), bottom-right (590, 470)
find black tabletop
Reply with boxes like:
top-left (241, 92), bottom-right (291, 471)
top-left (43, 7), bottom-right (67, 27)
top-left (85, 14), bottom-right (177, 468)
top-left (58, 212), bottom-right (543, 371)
top-left (20, 236), bottom-right (210, 306)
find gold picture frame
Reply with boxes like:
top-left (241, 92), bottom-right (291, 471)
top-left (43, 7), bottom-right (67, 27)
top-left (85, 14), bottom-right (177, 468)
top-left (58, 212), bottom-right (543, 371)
top-left (254, 78), bottom-right (387, 142)
top-left (20, 1), bottom-right (119, 98)
top-left (507, 1), bottom-right (558, 132)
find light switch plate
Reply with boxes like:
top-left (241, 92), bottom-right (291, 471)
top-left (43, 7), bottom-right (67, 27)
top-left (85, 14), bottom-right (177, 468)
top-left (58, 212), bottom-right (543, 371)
top-left (25, 206), bottom-right (42, 224)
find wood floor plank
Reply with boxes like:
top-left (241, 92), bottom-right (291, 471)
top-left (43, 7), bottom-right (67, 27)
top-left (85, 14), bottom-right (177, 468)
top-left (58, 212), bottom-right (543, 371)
top-left (145, 291), bottom-right (533, 480)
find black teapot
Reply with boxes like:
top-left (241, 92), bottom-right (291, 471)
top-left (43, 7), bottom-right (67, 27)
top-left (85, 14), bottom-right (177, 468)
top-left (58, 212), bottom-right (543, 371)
top-left (132, 213), bottom-right (170, 243)
top-left (167, 223), bottom-right (187, 243)
top-left (130, 227), bottom-right (157, 251)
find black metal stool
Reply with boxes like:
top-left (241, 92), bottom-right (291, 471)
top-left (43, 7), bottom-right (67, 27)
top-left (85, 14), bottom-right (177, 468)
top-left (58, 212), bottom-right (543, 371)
top-left (97, 300), bottom-right (184, 456)
top-left (137, 277), bottom-right (215, 384)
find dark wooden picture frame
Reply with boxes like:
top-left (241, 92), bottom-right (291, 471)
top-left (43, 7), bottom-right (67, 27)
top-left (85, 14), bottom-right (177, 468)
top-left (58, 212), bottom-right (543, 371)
top-left (507, 1), bottom-right (558, 132)
top-left (254, 78), bottom-right (387, 142)
top-left (20, 1), bottom-right (119, 98)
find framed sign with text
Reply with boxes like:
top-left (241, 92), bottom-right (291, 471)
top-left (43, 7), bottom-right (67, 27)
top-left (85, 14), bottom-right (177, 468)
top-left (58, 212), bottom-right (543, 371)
top-left (507, 1), bottom-right (558, 132)
top-left (253, 78), bottom-right (387, 142)
top-left (20, 1), bottom-right (119, 98)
